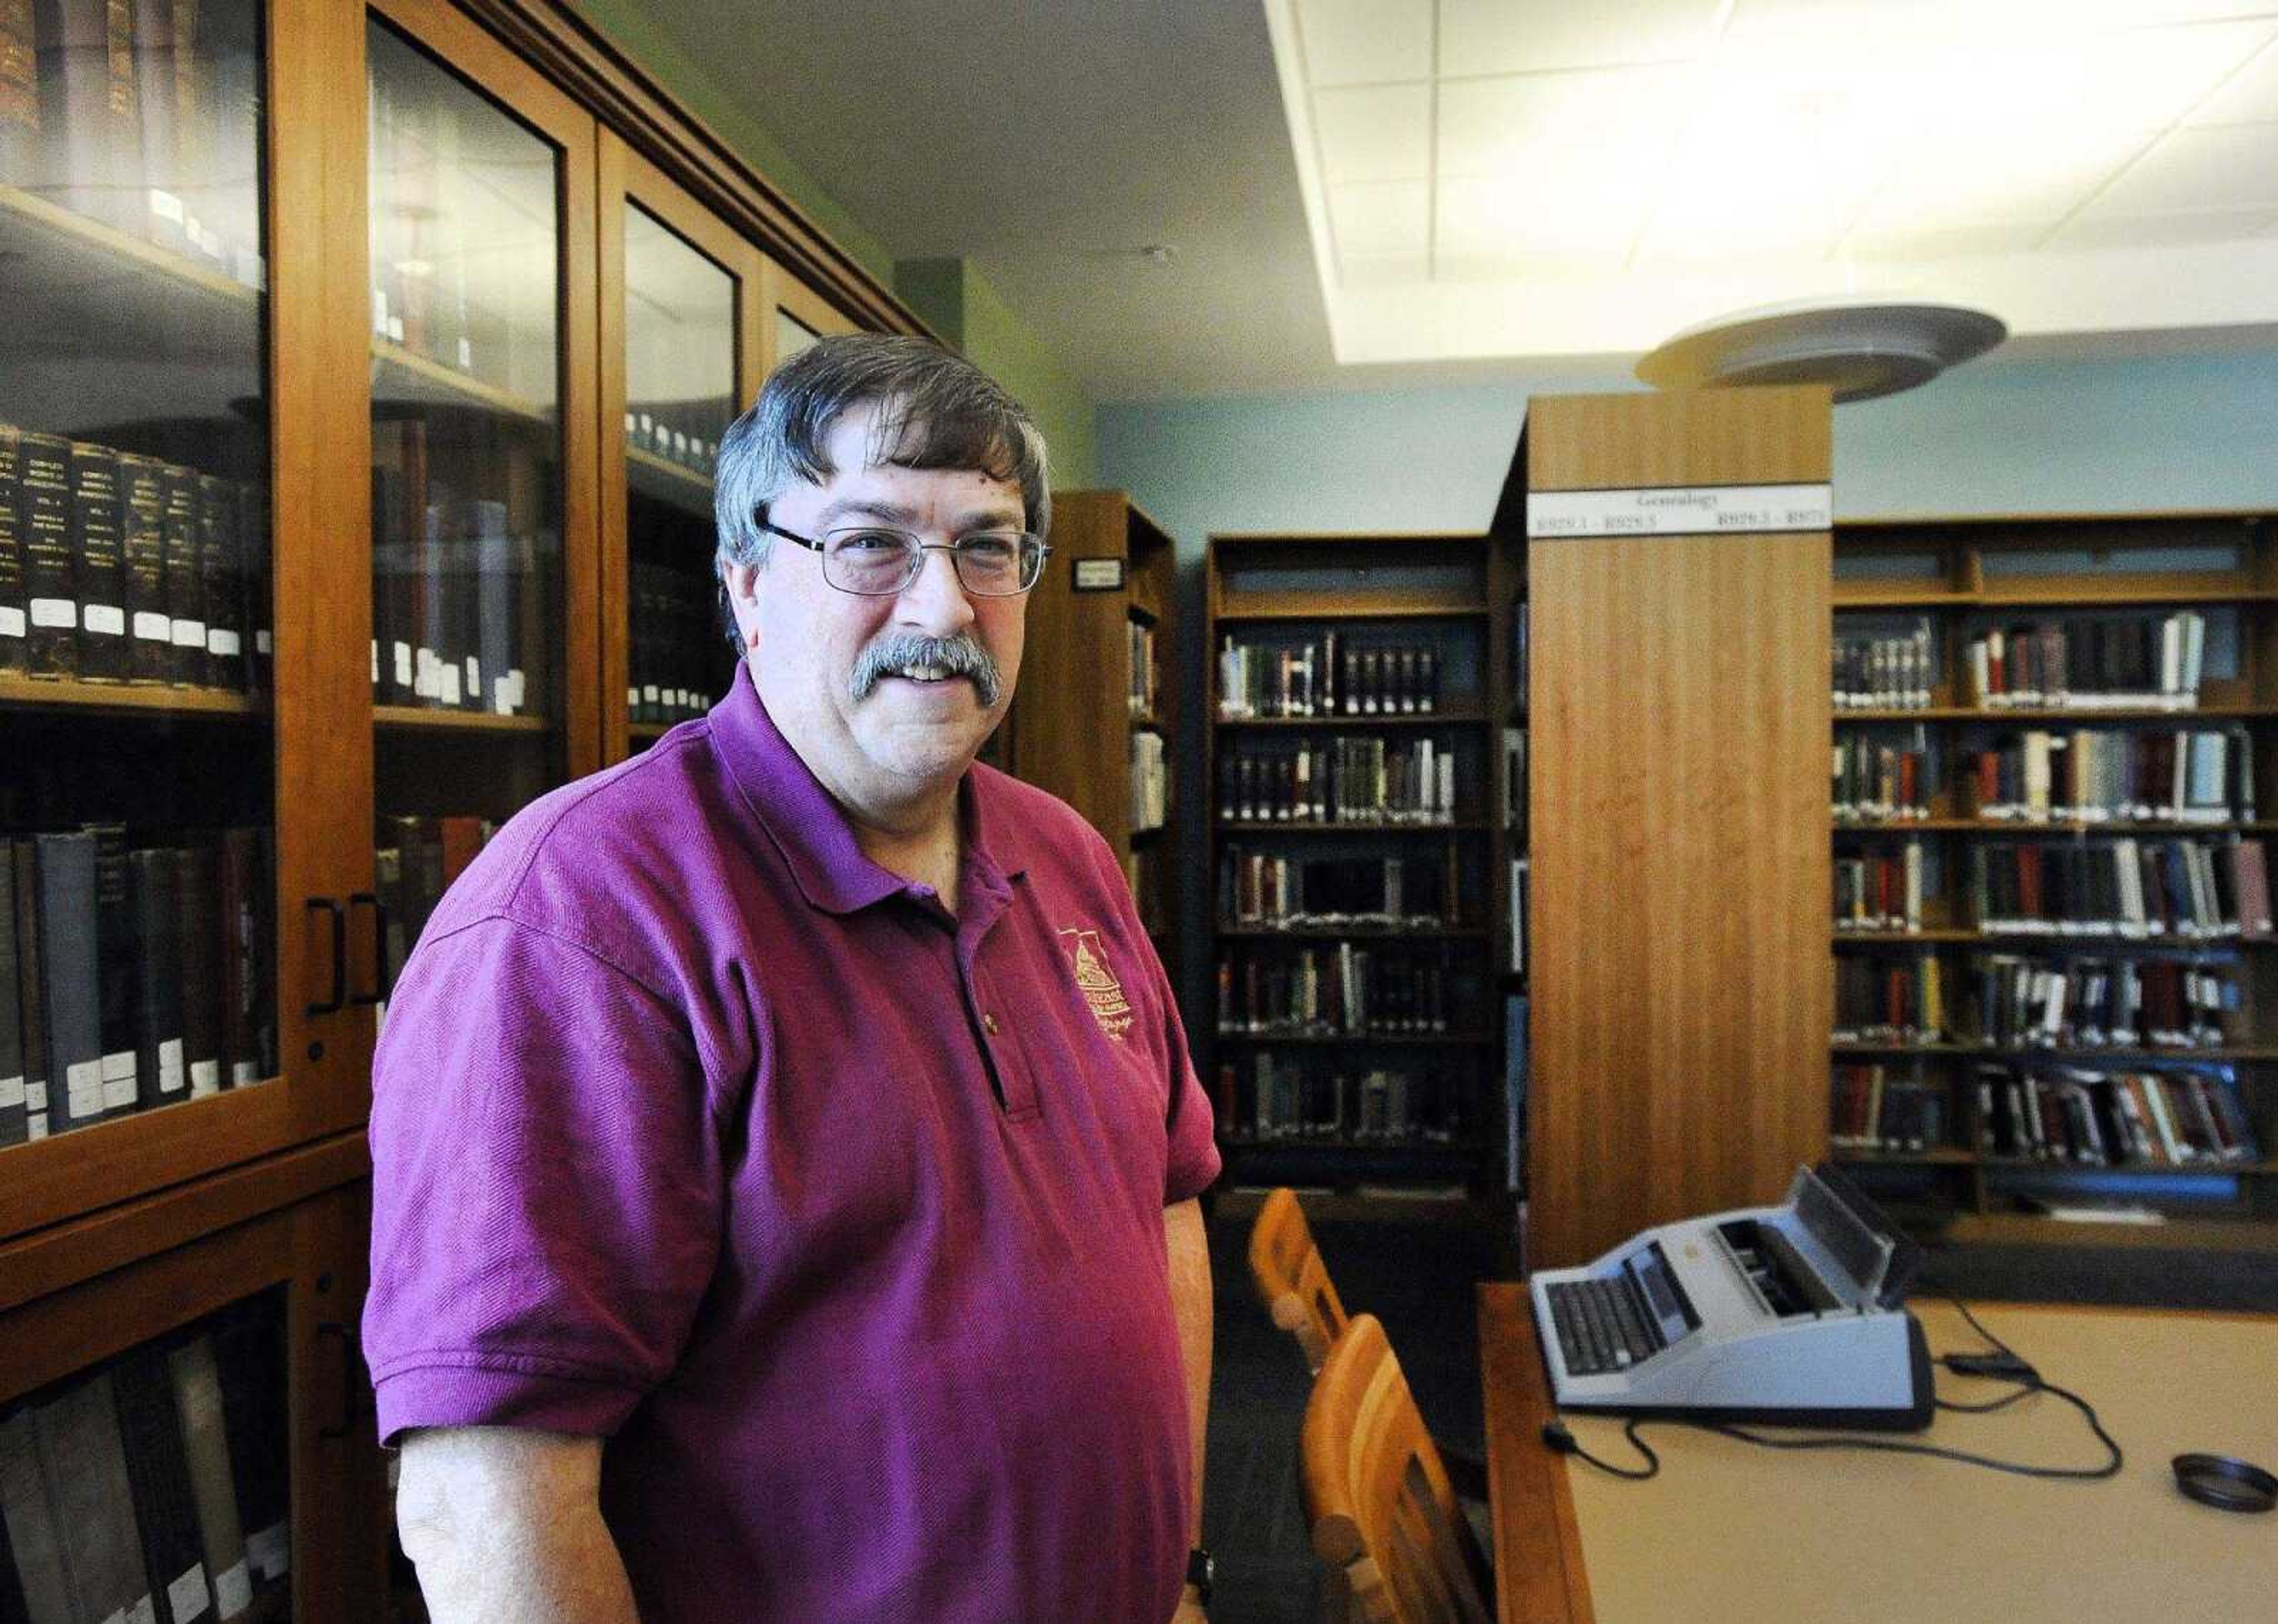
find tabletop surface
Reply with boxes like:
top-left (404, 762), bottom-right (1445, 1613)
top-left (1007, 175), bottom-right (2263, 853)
top-left (1478, 1283), bottom-right (2278, 1624)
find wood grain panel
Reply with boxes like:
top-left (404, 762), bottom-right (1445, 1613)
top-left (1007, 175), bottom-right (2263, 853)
top-left (1477, 1284), bottom-right (1594, 1624)
top-left (1007, 491), bottom-right (1135, 849)
top-left (1524, 390), bottom-right (1831, 1268)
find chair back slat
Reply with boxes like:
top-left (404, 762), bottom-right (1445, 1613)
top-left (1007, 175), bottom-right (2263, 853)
top-left (1250, 1186), bottom-right (1350, 1374)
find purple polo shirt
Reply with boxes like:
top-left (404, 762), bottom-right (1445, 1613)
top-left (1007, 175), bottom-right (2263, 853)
top-left (363, 675), bottom-right (1218, 1622)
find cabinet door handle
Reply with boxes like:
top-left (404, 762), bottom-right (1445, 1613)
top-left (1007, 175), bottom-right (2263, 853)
top-left (306, 897), bottom-right (346, 1015)
top-left (348, 891), bottom-right (390, 1006)
top-left (316, 1322), bottom-right (361, 1439)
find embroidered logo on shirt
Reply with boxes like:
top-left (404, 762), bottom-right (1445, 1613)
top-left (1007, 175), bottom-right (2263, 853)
top-left (1060, 928), bottom-right (1134, 1041)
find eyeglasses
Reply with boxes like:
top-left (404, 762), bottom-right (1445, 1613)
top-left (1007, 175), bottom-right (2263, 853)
top-left (758, 518), bottom-right (1049, 597)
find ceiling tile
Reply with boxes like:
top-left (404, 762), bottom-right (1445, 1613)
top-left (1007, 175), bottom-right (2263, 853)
top-left (1437, 66), bottom-right (1695, 178)
top-left (2188, 37), bottom-right (2278, 125)
top-left (2006, 20), bottom-right (2278, 133)
top-left (1293, 0), bottom-right (1432, 88)
top-left (1437, 172), bottom-right (1646, 273)
top-left (1841, 219), bottom-right (2058, 261)
top-left (1326, 179), bottom-right (1429, 257)
top-left (1858, 119), bottom-right (2153, 229)
top-left (2047, 206), bottom-right (2278, 250)
top-left (1338, 250), bottom-right (1431, 289)
top-left (1437, 0), bottom-right (1726, 77)
top-left (1312, 83), bottom-right (1432, 184)
top-left (2080, 123), bottom-right (2278, 216)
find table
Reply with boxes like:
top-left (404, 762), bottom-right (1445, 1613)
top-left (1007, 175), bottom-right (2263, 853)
top-left (1478, 1284), bottom-right (2278, 1623)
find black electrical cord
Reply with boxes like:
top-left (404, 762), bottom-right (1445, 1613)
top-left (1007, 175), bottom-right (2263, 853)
top-left (1542, 1297), bottom-right (2124, 1483)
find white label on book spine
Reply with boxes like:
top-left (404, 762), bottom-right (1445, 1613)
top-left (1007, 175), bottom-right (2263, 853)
top-left (158, 1038), bottom-right (186, 1093)
top-left (441, 663), bottom-right (463, 706)
top-left (247, 1521), bottom-right (289, 1579)
top-left (210, 628), bottom-right (242, 657)
top-left (0, 1076), bottom-right (21, 1109)
top-left (253, 629), bottom-right (271, 655)
top-left (30, 597), bottom-right (76, 629)
top-left (66, 1059), bottom-right (103, 1118)
top-left (394, 642), bottom-right (413, 687)
top-left (214, 1561), bottom-right (252, 1619)
top-left (101, 1050), bottom-right (138, 1109)
top-left (0, 606), bottom-right (24, 638)
top-left (168, 1563), bottom-right (211, 1624)
top-left (133, 610), bottom-right (171, 641)
top-left (128, 1596), bottom-right (157, 1624)
top-left (232, 1061), bottom-right (259, 1086)
top-left (84, 602), bottom-right (126, 635)
top-left (189, 1059), bottom-right (221, 1098)
top-left (1527, 482), bottom-right (1832, 539)
top-left (171, 617), bottom-right (206, 648)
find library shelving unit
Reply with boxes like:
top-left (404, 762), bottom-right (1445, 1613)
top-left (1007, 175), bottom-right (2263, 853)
top-left (1204, 533), bottom-right (1520, 1206)
top-left (998, 492), bottom-right (1180, 976)
top-left (0, 0), bottom-right (919, 1615)
top-left (1830, 512), bottom-right (2278, 1246)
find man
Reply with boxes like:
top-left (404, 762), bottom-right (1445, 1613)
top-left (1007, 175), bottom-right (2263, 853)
top-left (364, 335), bottom-right (1219, 1622)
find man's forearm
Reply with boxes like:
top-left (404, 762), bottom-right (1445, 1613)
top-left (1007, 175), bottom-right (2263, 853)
top-left (1165, 1197), bottom-right (1212, 1549)
top-left (396, 1427), bottom-right (640, 1624)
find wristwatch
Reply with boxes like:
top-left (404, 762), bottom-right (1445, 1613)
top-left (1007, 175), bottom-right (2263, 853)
top-left (1185, 1547), bottom-right (1215, 1606)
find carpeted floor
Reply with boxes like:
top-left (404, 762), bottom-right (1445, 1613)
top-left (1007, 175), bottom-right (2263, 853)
top-left (1198, 1207), bottom-right (2278, 1624)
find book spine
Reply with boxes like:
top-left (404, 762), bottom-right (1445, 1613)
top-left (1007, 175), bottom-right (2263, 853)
top-left (119, 451), bottom-right (171, 683)
top-left (166, 1337), bottom-right (250, 1620)
top-left (0, 844), bottom-right (23, 1146)
top-left (32, 1373), bottom-right (155, 1624)
top-left (174, 842), bottom-right (222, 1098)
top-left (17, 433), bottom-right (75, 678)
top-left (68, 441), bottom-right (128, 681)
top-left (9, 842), bottom-right (49, 1139)
top-left (160, 464), bottom-right (203, 685)
top-left (33, 830), bottom-right (104, 1132)
top-left (112, 1343), bottom-right (217, 1624)
top-left (80, 821), bottom-right (139, 1117)
top-left (0, 423), bottom-right (27, 672)
top-left (193, 475), bottom-right (236, 689)
top-left (128, 846), bottom-right (186, 1110)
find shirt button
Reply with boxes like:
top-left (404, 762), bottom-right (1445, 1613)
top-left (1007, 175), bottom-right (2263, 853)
top-left (982, 1013), bottom-right (1000, 1035)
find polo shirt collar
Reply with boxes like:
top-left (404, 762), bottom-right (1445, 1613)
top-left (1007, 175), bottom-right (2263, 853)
top-left (709, 674), bottom-right (1022, 916)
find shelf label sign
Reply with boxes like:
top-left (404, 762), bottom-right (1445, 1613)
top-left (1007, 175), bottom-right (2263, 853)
top-left (1073, 558), bottom-right (1126, 591)
top-left (1528, 482), bottom-right (1831, 539)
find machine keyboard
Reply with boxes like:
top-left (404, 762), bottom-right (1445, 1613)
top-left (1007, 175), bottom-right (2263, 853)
top-left (1547, 1275), bottom-right (1665, 1376)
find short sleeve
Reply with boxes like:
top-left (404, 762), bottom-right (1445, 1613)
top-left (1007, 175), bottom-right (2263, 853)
top-left (1158, 967), bottom-right (1221, 1205)
top-left (362, 915), bottom-right (722, 1445)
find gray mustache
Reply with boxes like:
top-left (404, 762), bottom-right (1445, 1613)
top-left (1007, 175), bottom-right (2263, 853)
top-left (850, 633), bottom-right (1001, 708)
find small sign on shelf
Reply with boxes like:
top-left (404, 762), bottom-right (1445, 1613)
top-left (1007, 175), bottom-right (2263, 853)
top-left (1074, 558), bottom-right (1126, 592)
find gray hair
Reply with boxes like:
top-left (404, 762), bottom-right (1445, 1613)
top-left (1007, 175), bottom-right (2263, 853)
top-left (713, 333), bottom-right (1051, 573)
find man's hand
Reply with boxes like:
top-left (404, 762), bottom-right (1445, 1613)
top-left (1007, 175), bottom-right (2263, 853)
top-left (1172, 1592), bottom-right (1209, 1624)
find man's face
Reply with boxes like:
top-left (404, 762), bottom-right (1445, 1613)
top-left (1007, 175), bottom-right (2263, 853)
top-left (726, 403), bottom-right (1029, 821)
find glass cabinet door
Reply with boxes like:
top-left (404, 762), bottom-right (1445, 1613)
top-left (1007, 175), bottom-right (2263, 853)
top-left (760, 254), bottom-right (858, 375)
top-left (0, 0), bottom-right (293, 1234)
top-left (364, 0), bottom-right (594, 997)
top-left (605, 141), bottom-right (754, 757)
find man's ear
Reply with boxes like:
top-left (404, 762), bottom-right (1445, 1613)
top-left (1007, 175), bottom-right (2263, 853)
top-left (721, 559), bottom-right (763, 652)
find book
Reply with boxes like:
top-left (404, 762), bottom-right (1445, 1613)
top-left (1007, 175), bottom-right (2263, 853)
top-left (128, 846), bottom-right (187, 1110)
top-left (112, 1343), bottom-right (216, 1624)
top-left (0, 851), bottom-right (23, 1146)
top-left (161, 463), bottom-right (204, 685)
top-left (81, 820), bottom-right (141, 1117)
top-left (31, 830), bottom-right (105, 1133)
top-left (166, 1337), bottom-right (251, 1620)
top-left (119, 450), bottom-right (174, 683)
top-left (194, 475), bottom-right (238, 690)
top-left (9, 842), bottom-right (49, 1140)
top-left (31, 1373), bottom-right (155, 1624)
top-left (0, 423), bottom-right (27, 673)
top-left (209, 1306), bottom-right (287, 1585)
top-left (174, 841), bottom-right (222, 1098)
top-left (30, 0), bottom-right (144, 235)
top-left (0, 1408), bottom-right (75, 1624)
top-left (16, 432), bottom-right (75, 679)
top-left (215, 826), bottom-right (270, 1085)
top-left (67, 441), bottom-right (129, 682)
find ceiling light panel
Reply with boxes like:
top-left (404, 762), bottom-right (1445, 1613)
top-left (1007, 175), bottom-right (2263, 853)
top-left (1293, 0), bottom-right (1433, 87)
top-left (2050, 207), bottom-right (2278, 250)
top-left (1437, 171), bottom-right (1647, 277)
top-left (1436, 66), bottom-right (1694, 177)
top-left (1312, 83), bottom-right (1433, 184)
top-left (2188, 36), bottom-right (2278, 125)
top-left (2076, 123), bottom-right (2278, 216)
top-left (1327, 178), bottom-right (1429, 260)
top-left (1437, 0), bottom-right (1727, 77)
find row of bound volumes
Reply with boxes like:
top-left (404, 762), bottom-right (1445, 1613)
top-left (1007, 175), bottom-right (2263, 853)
top-left (1835, 843), bottom-right (1923, 933)
top-left (1967, 727), bottom-right (2253, 823)
top-left (1968, 836), bottom-right (2275, 939)
top-left (1220, 850), bottom-right (1455, 931)
top-left (1832, 620), bottom-right (1932, 709)
top-left (1, 425), bottom-right (265, 689)
top-left (1127, 616), bottom-right (1157, 719)
top-left (0, 0), bottom-right (265, 285)
top-left (625, 406), bottom-right (721, 479)
top-left (373, 811), bottom-right (491, 1021)
top-left (1832, 733), bottom-right (1929, 821)
top-left (1502, 727), bottom-right (1526, 837)
top-left (1509, 856), bottom-right (1527, 976)
top-left (1832, 949), bottom-right (2241, 1049)
top-left (1215, 942), bottom-right (1465, 1037)
top-left (1968, 613), bottom-right (2207, 711)
top-left (1129, 730), bottom-right (1166, 833)
top-left (1213, 1052), bottom-right (1470, 1145)
top-left (1830, 1066), bottom-right (1949, 1153)
top-left (1217, 633), bottom-right (1443, 719)
top-left (1967, 951), bottom-right (2237, 1051)
top-left (1975, 1061), bottom-right (2259, 1167)
top-left (370, 423), bottom-right (546, 715)
top-left (0, 1295), bottom-right (287, 1624)
top-left (1217, 737), bottom-right (1461, 824)
top-left (1, 825), bottom-right (273, 1144)
top-left (628, 561), bottom-right (720, 726)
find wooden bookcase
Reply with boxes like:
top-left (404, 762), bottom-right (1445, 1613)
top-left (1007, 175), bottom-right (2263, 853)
top-left (1830, 511), bottom-right (2278, 1243)
top-left (1203, 533), bottom-right (1520, 1202)
top-left (998, 492), bottom-right (1179, 964)
top-left (0, 0), bottom-right (918, 1612)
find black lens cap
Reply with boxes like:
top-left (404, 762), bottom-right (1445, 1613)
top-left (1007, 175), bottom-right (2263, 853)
top-left (2172, 1453), bottom-right (2277, 1514)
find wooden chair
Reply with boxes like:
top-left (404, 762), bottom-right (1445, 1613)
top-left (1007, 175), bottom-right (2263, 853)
top-left (1300, 1314), bottom-right (1496, 1624)
top-left (1249, 1186), bottom-right (1351, 1374)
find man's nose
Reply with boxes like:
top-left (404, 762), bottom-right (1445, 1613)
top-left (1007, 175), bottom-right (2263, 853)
top-left (895, 545), bottom-right (978, 632)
